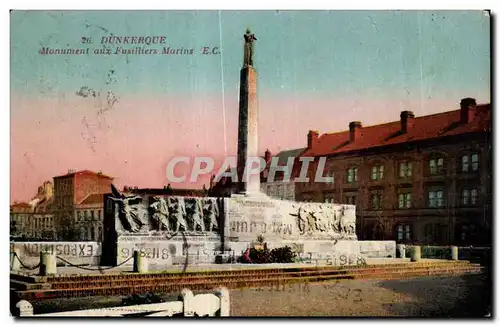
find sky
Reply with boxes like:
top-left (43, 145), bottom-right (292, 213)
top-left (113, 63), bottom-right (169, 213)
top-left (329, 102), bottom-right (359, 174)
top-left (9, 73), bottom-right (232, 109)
top-left (10, 10), bottom-right (491, 202)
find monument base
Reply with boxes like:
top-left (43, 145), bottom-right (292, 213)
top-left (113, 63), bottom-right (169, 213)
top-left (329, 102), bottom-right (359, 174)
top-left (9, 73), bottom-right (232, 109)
top-left (116, 234), bottom-right (222, 266)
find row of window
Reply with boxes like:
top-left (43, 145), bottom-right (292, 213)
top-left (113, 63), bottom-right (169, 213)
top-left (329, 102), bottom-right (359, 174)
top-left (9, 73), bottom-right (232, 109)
top-left (371, 223), bottom-right (479, 244)
top-left (76, 209), bottom-right (102, 222)
top-left (320, 188), bottom-right (479, 209)
top-left (317, 153), bottom-right (480, 185)
top-left (79, 225), bottom-right (103, 241)
top-left (11, 215), bottom-right (54, 228)
top-left (56, 178), bottom-right (73, 192)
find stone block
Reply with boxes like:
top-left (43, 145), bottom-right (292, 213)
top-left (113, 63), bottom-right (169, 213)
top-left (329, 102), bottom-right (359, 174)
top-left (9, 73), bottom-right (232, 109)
top-left (133, 250), bottom-right (148, 273)
top-left (451, 246), bottom-right (459, 260)
top-left (411, 246), bottom-right (421, 262)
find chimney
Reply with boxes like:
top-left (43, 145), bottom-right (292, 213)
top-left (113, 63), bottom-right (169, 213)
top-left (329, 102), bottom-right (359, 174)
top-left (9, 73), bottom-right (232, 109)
top-left (400, 110), bottom-right (415, 133)
top-left (460, 98), bottom-right (476, 124)
top-left (349, 121), bottom-right (362, 142)
top-left (264, 149), bottom-right (272, 162)
top-left (307, 130), bottom-right (319, 149)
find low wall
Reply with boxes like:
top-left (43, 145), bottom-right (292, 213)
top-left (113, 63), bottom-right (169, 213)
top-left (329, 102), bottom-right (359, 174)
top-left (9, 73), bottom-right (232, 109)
top-left (10, 242), bottom-right (102, 267)
top-left (358, 241), bottom-right (397, 258)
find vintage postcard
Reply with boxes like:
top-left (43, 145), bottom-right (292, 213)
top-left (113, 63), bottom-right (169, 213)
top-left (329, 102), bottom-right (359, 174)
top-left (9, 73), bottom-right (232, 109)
top-left (9, 10), bottom-right (491, 317)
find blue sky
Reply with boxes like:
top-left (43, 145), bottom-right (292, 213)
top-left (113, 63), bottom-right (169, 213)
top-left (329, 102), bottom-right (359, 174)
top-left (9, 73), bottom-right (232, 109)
top-left (11, 10), bottom-right (490, 100)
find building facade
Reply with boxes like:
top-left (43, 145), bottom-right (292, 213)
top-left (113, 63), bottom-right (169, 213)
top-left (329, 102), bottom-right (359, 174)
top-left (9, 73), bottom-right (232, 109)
top-left (52, 170), bottom-right (113, 241)
top-left (260, 148), bottom-right (306, 201)
top-left (10, 181), bottom-right (55, 240)
top-left (295, 98), bottom-right (491, 246)
top-left (10, 213), bottom-right (55, 240)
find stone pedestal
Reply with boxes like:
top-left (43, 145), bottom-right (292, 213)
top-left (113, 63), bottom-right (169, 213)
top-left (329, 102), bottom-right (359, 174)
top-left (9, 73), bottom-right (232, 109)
top-left (133, 250), bottom-right (148, 273)
top-left (451, 246), bottom-right (459, 260)
top-left (410, 246), bottom-right (421, 262)
top-left (39, 251), bottom-right (56, 276)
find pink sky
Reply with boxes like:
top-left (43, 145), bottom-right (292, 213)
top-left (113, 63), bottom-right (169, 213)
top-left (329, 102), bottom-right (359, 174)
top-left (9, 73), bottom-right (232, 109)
top-left (10, 93), bottom-right (490, 202)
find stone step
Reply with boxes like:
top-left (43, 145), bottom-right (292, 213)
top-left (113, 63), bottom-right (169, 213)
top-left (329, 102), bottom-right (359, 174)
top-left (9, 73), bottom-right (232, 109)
top-left (14, 265), bottom-right (482, 300)
top-left (44, 264), bottom-right (483, 289)
top-left (41, 264), bottom-right (478, 284)
top-left (10, 279), bottom-right (51, 291)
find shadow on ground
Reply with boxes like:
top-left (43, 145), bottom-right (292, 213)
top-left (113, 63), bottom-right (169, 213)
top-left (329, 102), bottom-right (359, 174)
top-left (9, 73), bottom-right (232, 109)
top-left (377, 274), bottom-right (492, 318)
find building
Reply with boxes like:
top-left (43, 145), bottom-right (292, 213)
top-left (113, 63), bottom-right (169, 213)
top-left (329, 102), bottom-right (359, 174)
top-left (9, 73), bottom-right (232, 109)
top-left (29, 181), bottom-right (54, 213)
top-left (295, 98), bottom-right (491, 246)
top-left (74, 194), bottom-right (106, 241)
top-left (52, 170), bottom-right (113, 241)
top-left (10, 202), bottom-right (33, 213)
top-left (10, 181), bottom-right (55, 240)
top-left (260, 148), bottom-right (306, 200)
top-left (10, 213), bottom-right (55, 240)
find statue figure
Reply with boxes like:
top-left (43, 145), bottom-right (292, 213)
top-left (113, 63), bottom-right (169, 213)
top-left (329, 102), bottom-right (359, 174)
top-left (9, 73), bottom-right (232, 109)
top-left (150, 196), bottom-right (170, 231)
top-left (109, 194), bottom-right (148, 233)
top-left (168, 197), bottom-right (188, 232)
top-left (315, 211), bottom-right (327, 232)
top-left (243, 28), bottom-right (257, 66)
top-left (290, 204), bottom-right (317, 235)
top-left (340, 209), bottom-right (356, 236)
top-left (203, 198), bottom-right (219, 232)
top-left (190, 198), bottom-right (205, 232)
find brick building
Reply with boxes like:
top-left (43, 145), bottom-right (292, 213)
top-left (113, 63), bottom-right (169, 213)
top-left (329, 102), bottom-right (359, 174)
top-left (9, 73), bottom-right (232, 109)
top-left (260, 148), bottom-right (306, 200)
top-left (52, 170), bottom-right (113, 240)
top-left (295, 98), bottom-right (491, 246)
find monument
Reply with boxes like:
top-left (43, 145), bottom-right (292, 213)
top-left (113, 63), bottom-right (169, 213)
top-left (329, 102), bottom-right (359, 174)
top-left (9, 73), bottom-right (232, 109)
top-left (236, 28), bottom-right (260, 195)
top-left (99, 29), bottom-right (392, 267)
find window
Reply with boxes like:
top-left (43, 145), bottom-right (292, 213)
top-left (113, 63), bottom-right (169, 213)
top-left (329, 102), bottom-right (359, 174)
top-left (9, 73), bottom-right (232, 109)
top-left (345, 195), bottom-right (356, 205)
top-left (371, 165), bottom-right (384, 180)
top-left (326, 170), bottom-right (335, 184)
top-left (398, 193), bottom-right (412, 209)
top-left (399, 162), bottom-right (412, 177)
top-left (83, 210), bottom-right (88, 220)
top-left (397, 224), bottom-right (411, 241)
top-left (370, 190), bottom-right (383, 209)
top-left (428, 190), bottom-right (444, 208)
top-left (429, 157), bottom-right (444, 175)
top-left (462, 153), bottom-right (479, 172)
top-left (91, 210), bottom-right (95, 220)
top-left (98, 210), bottom-right (101, 220)
top-left (347, 167), bottom-right (358, 183)
top-left (471, 154), bottom-right (479, 171)
top-left (462, 188), bottom-right (478, 205)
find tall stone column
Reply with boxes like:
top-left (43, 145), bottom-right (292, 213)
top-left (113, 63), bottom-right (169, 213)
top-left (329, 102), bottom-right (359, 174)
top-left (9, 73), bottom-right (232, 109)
top-left (237, 29), bottom-right (260, 195)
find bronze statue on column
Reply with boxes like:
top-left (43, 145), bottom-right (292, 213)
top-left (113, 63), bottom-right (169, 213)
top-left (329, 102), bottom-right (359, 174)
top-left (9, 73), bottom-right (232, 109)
top-left (243, 28), bottom-right (257, 67)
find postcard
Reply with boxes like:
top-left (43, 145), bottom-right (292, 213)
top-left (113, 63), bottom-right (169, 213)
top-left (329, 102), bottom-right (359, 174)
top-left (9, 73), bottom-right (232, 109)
top-left (9, 10), bottom-right (491, 318)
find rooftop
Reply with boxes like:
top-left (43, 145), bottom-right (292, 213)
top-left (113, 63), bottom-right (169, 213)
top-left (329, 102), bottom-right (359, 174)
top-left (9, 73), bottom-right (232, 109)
top-left (302, 103), bottom-right (491, 157)
top-left (53, 170), bottom-right (113, 180)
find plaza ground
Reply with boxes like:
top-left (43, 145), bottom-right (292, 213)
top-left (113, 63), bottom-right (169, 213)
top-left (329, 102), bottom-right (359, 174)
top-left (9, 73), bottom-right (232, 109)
top-left (27, 274), bottom-right (491, 317)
